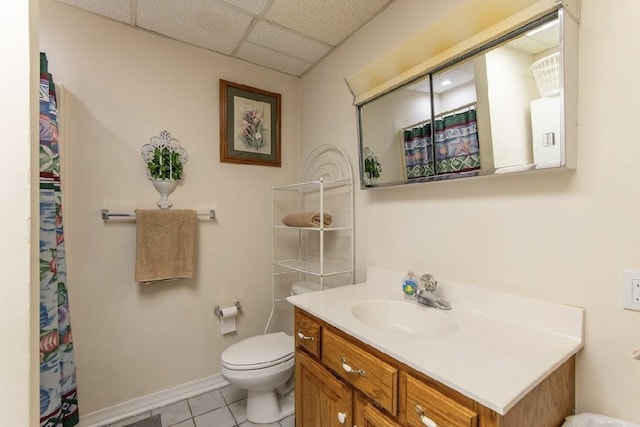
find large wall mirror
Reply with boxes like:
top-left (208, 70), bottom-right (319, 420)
top-left (357, 7), bottom-right (578, 189)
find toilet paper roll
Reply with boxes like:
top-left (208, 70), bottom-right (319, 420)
top-left (220, 306), bottom-right (238, 335)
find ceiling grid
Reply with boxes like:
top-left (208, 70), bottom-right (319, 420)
top-left (55, 0), bottom-right (394, 76)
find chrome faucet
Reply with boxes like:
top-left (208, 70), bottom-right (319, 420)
top-left (416, 274), bottom-right (451, 310)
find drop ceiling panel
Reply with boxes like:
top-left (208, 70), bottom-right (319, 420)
top-left (508, 38), bottom-right (551, 55)
top-left (508, 24), bottom-right (559, 55)
top-left (237, 42), bottom-right (312, 76)
top-left (533, 27), bottom-right (559, 48)
top-left (136, 0), bottom-right (253, 55)
top-left (264, 0), bottom-right (391, 46)
top-left (219, 0), bottom-right (270, 15)
top-left (56, 0), bottom-right (131, 23)
top-left (54, 0), bottom-right (395, 76)
top-left (248, 21), bottom-right (332, 64)
top-left (432, 69), bottom-right (475, 94)
top-left (409, 62), bottom-right (476, 94)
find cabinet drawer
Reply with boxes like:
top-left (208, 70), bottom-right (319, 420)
top-left (294, 309), bottom-right (321, 358)
top-left (406, 375), bottom-right (478, 427)
top-left (363, 404), bottom-right (401, 427)
top-left (355, 392), bottom-right (401, 427)
top-left (323, 328), bottom-right (398, 415)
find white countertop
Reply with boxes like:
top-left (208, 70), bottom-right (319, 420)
top-left (287, 266), bottom-right (584, 415)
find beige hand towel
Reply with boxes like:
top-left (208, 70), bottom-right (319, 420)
top-left (282, 212), bottom-right (332, 228)
top-left (134, 209), bottom-right (197, 283)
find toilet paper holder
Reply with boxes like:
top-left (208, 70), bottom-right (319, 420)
top-left (214, 301), bottom-right (241, 318)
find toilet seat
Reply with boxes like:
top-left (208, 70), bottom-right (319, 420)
top-left (221, 332), bottom-right (293, 371)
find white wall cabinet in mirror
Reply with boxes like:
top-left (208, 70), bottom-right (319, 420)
top-left (355, 5), bottom-right (578, 189)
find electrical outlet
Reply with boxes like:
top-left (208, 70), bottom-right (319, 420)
top-left (623, 270), bottom-right (640, 311)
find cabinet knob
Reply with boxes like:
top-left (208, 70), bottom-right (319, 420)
top-left (337, 411), bottom-right (347, 424)
top-left (415, 405), bottom-right (438, 427)
top-left (297, 330), bottom-right (315, 341)
top-left (341, 357), bottom-right (366, 376)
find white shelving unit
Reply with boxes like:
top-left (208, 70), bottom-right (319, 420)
top-left (271, 177), bottom-right (354, 305)
top-left (264, 144), bottom-right (354, 335)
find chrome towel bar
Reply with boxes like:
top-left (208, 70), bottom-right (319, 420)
top-left (101, 208), bottom-right (216, 220)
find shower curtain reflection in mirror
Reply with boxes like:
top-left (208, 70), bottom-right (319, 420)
top-left (403, 104), bottom-right (479, 180)
top-left (434, 108), bottom-right (480, 174)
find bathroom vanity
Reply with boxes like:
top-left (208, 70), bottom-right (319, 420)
top-left (288, 267), bottom-right (584, 427)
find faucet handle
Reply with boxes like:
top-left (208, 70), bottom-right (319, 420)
top-left (420, 273), bottom-right (437, 292)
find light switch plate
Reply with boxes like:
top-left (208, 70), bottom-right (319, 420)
top-left (623, 270), bottom-right (640, 311)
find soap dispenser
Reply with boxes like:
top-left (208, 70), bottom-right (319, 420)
top-left (402, 270), bottom-right (418, 298)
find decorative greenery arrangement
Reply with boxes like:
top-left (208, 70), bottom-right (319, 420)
top-left (141, 130), bottom-right (188, 181)
top-left (146, 147), bottom-right (184, 181)
top-left (363, 146), bottom-right (382, 179)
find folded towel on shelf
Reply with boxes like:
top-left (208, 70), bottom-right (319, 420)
top-left (134, 209), bottom-right (197, 283)
top-left (282, 212), bottom-right (332, 227)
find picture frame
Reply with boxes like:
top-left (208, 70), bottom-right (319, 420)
top-left (220, 79), bottom-right (281, 167)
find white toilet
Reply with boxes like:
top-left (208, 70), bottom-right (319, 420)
top-left (220, 332), bottom-right (295, 424)
top-left (220, 282), bottom-right (330, 423)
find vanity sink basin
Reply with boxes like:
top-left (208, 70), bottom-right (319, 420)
top-left (350, 299), bottom-right (458, 337)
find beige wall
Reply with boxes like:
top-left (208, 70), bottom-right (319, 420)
top-left (30, 0), bottom-right (640, 422)
top-left (1, 1), bottom-right (39, 425)
top-left (39, 0), bottom-right (299, 414)
top-left (301, 0), bottom-right (640, 423)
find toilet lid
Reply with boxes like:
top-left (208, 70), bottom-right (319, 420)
top-left (221, 332), bottom-right (294, 370)
top-left (290, 281), bottom-right (344, 295)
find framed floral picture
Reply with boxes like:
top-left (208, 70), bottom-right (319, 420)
top-left (220, 80), bottom-right (281, 167)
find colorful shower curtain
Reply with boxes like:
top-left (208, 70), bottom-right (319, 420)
top-left (404, 122), bottom-right (434, 179)
top-left (434, 109), bottom-right (480, 174)
top-left (39, 53), bottom-right (79, 427)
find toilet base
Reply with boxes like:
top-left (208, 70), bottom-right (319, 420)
top-left (246, 388), bottom-right (294, 424)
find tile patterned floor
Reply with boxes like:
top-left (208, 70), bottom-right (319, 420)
top-left (104, 384), bottom-right (294, 427)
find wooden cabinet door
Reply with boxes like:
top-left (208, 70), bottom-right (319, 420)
top-left (354, 392), bottom-right (401, 427)
top-left (363, 405), bottom-right (401, 427)
top-left (296, 350), bottom-right (353, 427)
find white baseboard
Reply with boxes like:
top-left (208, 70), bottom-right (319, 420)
top-left (79, 374), bottom-right (228, 427)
